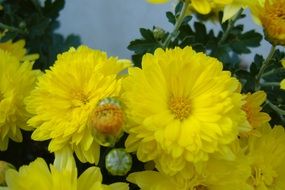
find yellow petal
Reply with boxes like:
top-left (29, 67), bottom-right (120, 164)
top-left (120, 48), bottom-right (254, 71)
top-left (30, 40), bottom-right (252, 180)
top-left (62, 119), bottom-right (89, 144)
top-left (191, 0), bottom-right (211, 14)
top-left (147, 0), bottom-right (169, 4)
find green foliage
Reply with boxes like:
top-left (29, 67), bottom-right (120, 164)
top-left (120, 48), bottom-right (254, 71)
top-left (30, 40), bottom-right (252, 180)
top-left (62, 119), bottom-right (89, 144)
top-left (0, 0), bottom-right (81, 70)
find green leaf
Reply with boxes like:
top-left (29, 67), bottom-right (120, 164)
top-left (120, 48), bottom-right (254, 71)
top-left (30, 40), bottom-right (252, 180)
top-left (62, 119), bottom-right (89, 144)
top-left (140, 28), bottom-right (155, 41)
top-left (166, 11), bottom-right (176, 25)
top-left (128, 39), bottom-right (160, 54)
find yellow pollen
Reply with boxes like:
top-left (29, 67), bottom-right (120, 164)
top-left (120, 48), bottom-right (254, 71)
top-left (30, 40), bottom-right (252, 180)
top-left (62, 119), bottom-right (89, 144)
top-left (169, 96), bottom-right (191, 121)
top-left (72, 91), bottom-right (89, 105)
top-left (91, 103), bottom-right (124, 136)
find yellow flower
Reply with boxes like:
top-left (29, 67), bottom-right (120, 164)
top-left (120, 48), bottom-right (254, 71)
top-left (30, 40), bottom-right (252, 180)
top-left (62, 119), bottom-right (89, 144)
top-left (191, 0), bottom-right (233, 15)
top-left (246, 124), bottom-right (285, 189)
top-left (243, 0), bottom-right (285, 45)
top-left (123, 47), bottom-right (247, 176)
top-left (26, 45), bottom-right (131, 164)
top-left (147, 0), bottom-right (236, 15)
top-left (147, 0), bottom-right (169, 3)
top-left (0, 50), bottom-right (40, 151)
top-left (240, 91), bottom-right (270, 136)
top-left (0, 40), bottom-right (39, 61)
top-left (5, 147), bottom-right (129, 190)
top-left (222, 0), bottom-right (247, 22)
top-left (128, 142), bottom-right (252, 190)
top-left (0, 161), bottom-right (15, 186)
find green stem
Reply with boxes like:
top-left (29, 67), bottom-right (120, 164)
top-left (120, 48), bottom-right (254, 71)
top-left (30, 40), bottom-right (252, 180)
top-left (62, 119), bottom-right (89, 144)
top-left (0, 22), bottom-right (26, 34)
top-left (266, 100), bottom-right (285, 115)
top-left (218, 9), bottom-right (243, 45)
top-left (262, 68), bottom-right (285, 77)
top-left (260, 82), bottom-right (280, 87)
top-left (162, 1), bottom-right (189, 48)
top-left (255, 45), bottom-right (276, 90)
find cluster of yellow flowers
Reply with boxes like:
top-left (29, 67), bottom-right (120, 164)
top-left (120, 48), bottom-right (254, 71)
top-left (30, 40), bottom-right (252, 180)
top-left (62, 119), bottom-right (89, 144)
top-left (0, 39), bottom-right (284, 189)
top-left (0, 0), bottom-right (285, 189)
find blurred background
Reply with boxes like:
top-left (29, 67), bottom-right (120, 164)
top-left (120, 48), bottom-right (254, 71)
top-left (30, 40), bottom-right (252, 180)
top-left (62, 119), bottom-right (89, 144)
top-left (57, 0), bottom-right (271, 62)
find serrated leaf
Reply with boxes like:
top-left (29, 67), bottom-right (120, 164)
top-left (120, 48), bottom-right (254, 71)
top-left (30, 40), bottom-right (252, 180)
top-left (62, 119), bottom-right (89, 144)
top-left (44, 0), bottom-right (65, 19)
top-left (175, 2), bottom-right (183, 15)
top-left (240, 30), bottom-right (262, 47)
top-left (250, 54), bottom-right (264, 75)
top-left (166, 11), bottom-right (176, 25)
top-left (128, 39), bottom-right (160, 54)
top-left (140, 28), bottom-right (155, 40)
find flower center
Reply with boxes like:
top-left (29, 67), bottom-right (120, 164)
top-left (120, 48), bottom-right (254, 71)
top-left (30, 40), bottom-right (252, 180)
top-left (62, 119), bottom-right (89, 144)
top-left (169, 96), bottom-right (191, 121)
top-left (260, 0), bottom-right (285, 45)
top-left (91, 103), bottom-right (124, 136)
top-left (265, 1), bottom-right (285, 21)
top-left (194, 185), bottom-right (208, 190)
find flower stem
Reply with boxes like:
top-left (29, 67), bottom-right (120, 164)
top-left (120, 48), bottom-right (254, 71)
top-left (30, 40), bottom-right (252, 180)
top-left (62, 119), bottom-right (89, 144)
top-left (266, 100), bottom-right (285, 115)
top-left (0, 22), bottom-right (26, 34)
top-left (260, 82), bottom-right (280, 87)
top-left (262, 68), bottom-right (285, 77)
top-left (255, 45), bottom-right (276, 90)
top-left (218, 9), bottom-right (243, 45)
top-left (162, 1), bottom-right (189, 48)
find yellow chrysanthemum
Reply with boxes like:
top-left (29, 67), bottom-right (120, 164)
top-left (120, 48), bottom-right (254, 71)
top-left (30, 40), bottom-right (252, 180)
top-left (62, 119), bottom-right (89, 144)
top-left (246, 124), bottom-right (285, 189)
top-left (123, 46), bottom-right (247, 176)
top-left (147, 0), bottom-right (235, 15)
top-left (240, 91), bottom-right (270, 136)
top-left (26, 45), bottom-right (131, 164)
top-left (0, 50), bottom-right (40, 151)
top-left (0, 40), bottom-right (38, 61)
top-left (4, 148), bottom-right (129, 190)
top-left (242, 0), bottom-right (285, 45)
top-left (128, 142), bottom-right (252, 190)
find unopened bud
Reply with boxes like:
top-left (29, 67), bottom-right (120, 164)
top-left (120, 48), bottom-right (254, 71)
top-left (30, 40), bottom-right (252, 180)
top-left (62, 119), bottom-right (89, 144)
top-left (105, 148), bottom-right (132, 176)
top-left (90, 97), bottom-right (125, 147)
top-left (0, 161), bottom-right (15, 186)
top-left (153, 27), bottom-right (166, 40)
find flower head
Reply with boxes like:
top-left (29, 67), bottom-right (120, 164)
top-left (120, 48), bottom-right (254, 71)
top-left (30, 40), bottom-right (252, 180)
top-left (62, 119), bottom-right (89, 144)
top-left (240, 91), bottom-right (270, 136)
top-left (0, 50), bottom-right (40, 151)
top-left (0, 40), bottom-right (38, 61)
top-left (246, 124), bottom-right (285, 189)
top-left (5, 147), bottom-right (129, 190)
top-left (123, 47), bottom-right (246, 176)
top-left (26, 45), bottom-right (131, 164)
top-left (127, 142), bottom-right (252, 190)
top-left (243, 0), bottom-right (285, 45)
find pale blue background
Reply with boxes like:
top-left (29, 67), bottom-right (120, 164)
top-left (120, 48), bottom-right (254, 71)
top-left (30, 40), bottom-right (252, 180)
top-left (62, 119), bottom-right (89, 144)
top-left (57, 0), bottom-right (272, 63)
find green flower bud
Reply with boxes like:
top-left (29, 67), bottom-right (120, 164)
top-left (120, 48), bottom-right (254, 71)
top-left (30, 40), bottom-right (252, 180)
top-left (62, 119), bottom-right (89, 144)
top-left (153, 27), bottom-right (166, 40)
top-left (105, 148), bottom-right (132, 176)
